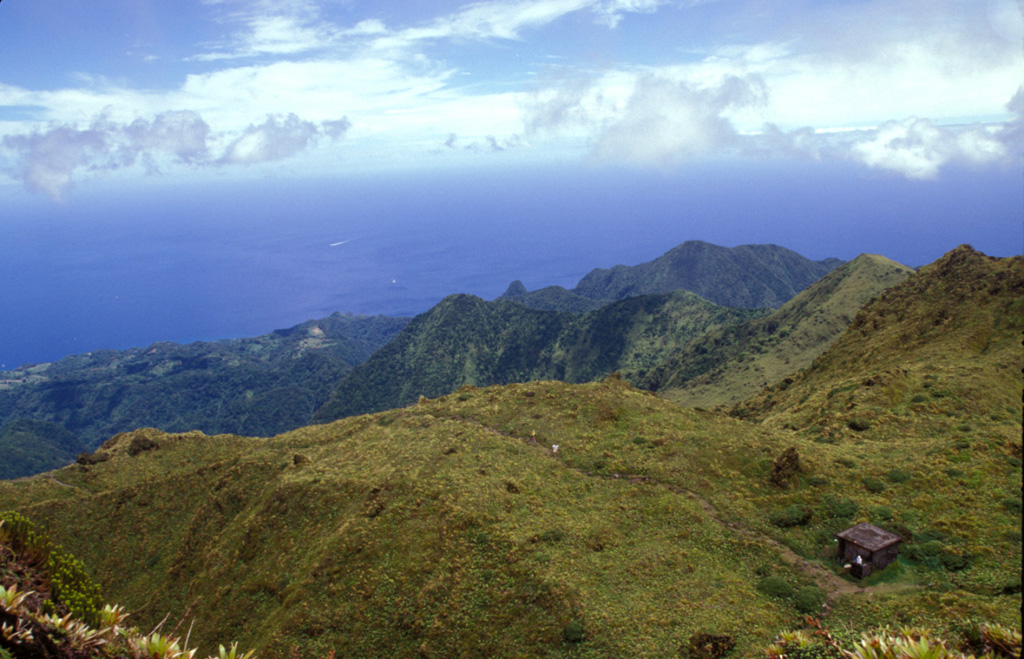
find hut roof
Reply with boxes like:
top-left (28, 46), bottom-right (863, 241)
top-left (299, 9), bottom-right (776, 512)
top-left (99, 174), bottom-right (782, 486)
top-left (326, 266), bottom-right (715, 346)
top-left (836, 523), bottom-right (901, 551)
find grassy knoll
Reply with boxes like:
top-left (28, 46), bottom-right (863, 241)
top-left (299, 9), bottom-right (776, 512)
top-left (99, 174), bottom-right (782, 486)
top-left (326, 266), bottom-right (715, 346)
top-left (1, 373), bottom-right (1019, 657)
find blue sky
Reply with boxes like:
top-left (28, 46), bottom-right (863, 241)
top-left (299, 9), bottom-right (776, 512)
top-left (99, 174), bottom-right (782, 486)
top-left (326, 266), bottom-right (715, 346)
top-left (1, 0), bottom-right (1021, 197)
top-left (0, 1), bottom-right (1022, 368)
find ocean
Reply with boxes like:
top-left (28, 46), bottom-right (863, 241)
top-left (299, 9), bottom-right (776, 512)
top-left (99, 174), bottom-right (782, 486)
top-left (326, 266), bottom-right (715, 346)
top-left (2, 160), bottom-right (1020, 369)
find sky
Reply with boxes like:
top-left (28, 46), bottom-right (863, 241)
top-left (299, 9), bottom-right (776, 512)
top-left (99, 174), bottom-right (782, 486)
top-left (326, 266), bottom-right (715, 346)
top-left (0, 0), bottom-right (1022, 366)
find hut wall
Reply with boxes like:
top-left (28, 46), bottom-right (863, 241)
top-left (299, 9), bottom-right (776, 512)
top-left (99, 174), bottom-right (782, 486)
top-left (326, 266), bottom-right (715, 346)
top-left (839, 541), bottom-right (867, 564)
top-left (874, 544), bottom-right (899, 569)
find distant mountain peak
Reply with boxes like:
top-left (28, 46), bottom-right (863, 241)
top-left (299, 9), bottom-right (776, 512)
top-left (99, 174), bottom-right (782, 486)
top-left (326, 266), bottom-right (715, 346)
top-left (572, 241), bottom-right (844, 308)
top-left (497, 240), bottom-right (844, 313)
top-left (501, 280), bottom-right (528, 298)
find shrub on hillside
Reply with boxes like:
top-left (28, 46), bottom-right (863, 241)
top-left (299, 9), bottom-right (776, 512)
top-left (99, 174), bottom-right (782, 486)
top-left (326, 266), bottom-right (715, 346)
top-left (756, 576), bottom-right (794, 599)
top-left (870, 505), bottom-right (894, 522)
top-left (563, 620), bottom-right (585, 644)
top-left (862, 476), bottom-right (886, 493)
top-left (939, 549), bottom-right (971, 572)
top-left (770, 504), bottom-right (812, 528)
top-left (770, 447), bottom-right (801, 488)
top-left (792, 586), bottom-right (826, 614)
top-left (822, 495), bottom-right (858, 520)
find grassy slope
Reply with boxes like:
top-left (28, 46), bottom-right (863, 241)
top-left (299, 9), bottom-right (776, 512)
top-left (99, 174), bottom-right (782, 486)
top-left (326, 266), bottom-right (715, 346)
top-left (0, 246), bottom-right (1018, 658)
top-left (648, 254), bottom-right (914, 407)
top-left (732, 246), bottom-right (1023, 612)
top-left (314, 291), bottom-right (765, 422)
top-left (1, 382), bottom-right (803, 658)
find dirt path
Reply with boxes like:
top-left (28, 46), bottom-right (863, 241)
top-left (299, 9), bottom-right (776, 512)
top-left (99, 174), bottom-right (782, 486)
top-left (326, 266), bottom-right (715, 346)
top-left (678, 489), bottom-right (866, 598)
top-left (46, 473), bottom-right (82, 491)
top-left (451, 414), bottom-right (920, 600)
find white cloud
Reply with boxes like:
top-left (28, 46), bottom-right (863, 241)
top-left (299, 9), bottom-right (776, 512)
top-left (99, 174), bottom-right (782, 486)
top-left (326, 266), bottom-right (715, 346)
top-left (127, 111), bottom-right (211, 165)
top-left (192, 0), bottom-right (340, 60)
top-left (220, 113), bottom-right (349, 164)
top-left (1, 120), bottom-right (111, 201)
top-left (2, 0), bottom-right (1021, 196)
top-left (369, 0), bottom-right (675, 52)
top-left (589, 74), bottom-right (767, 166)
top-left (0, 110), bottom-right (349, 199)
top-left (850, 118), bottom-right (1009, 179)
top-left (591, 0), bottom-right (666, 28)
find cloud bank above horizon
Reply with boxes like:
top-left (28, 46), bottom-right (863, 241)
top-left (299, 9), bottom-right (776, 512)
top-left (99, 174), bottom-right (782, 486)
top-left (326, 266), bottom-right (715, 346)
top-left (0, 0), bottom-right (1021, 200)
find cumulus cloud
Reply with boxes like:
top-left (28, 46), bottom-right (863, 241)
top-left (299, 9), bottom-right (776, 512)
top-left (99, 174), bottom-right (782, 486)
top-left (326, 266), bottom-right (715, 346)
top-left (528, 73), bottom-right (768, 167)
top-left (220, 114), bottom-right (350, 165)
top-left (126, 111), bottom-right (211, 166)
top-left (1, 110), bottom-right (351, 200)
top-left (439, 132), bottom-right (525, 153)
top-left (524, 73), bottom-right (598, 134)
top-left (745, 104), bottom-right (1020, 180)
top-left (525, 69), bottom-right (1020, 177)
top-left (849, 118), bottom-right (1009, 179)
top-left (1, 120), bottom-right (112, 201)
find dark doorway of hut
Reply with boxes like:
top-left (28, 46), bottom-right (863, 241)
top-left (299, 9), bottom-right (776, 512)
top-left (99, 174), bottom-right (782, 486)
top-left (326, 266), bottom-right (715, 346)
top-left (836, 522), bottom-right (902, 579)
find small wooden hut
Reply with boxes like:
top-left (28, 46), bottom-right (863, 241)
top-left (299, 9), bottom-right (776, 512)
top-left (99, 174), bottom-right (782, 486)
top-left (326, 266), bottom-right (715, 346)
top-left (836, 522), bottom-right (901, 579)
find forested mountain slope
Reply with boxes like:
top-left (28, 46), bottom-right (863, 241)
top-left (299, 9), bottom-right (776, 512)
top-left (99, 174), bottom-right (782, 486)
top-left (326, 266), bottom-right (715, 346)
top-left (499, 240), bottom-right (844, 311)
top-left (313, 291), bottom-right (765, 421)
top-left (0, 313), bottom-right (408, 478)
top-left (642, 253), bottom-right (914, 407)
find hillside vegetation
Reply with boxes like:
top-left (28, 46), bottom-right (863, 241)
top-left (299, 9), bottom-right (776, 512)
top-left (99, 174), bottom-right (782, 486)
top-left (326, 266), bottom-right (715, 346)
top-left (643, 254), bottom-right (914, 407)
top-left (0, 313), bottom-right (408, 478)
top-left (314, 291), bottom-right (765, 421)
top-left (0, 419), bottom-right (87, 480)
top-left (499, 240), bottom-right (843, 311)
top-left (0, 248), bottom-right (1019, 658)
top-left (0, 245), bottom-right (1018, 659)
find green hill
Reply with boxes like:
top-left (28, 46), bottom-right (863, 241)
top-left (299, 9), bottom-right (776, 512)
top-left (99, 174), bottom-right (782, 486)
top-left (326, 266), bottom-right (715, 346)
top-left (499, 240), bottom-right (843, 312)
top-left (313, 291), bottom-right (765, 421)
top-left (731, 245), bottom-right (1023, 599)
top-left (0, 313), bottom-right (408, 477)
top-left (0, 247), bottom-right (1018, 659)
top-left (0, 245), bottom-right (1018, 658)
top-left (735, 245), bottom-right (1023, 432)
top-left (643, 254), bottom-right (914, 407)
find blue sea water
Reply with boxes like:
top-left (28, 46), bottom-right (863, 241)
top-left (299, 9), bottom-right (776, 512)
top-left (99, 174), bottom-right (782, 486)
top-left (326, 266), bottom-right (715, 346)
top-left (1, 161), bottom-right (1020, 369)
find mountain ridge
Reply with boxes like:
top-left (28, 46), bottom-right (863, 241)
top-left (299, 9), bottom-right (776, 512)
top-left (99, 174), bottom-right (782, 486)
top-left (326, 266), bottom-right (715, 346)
top-left (643, 253), bottom-right (915, 407)
top-left (500, 240), bottom-right (844, 311)
top-left (313, 290), bottom-right (766, 422)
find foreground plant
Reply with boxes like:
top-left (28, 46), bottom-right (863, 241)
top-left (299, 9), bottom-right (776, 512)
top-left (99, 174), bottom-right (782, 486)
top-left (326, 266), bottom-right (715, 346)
top-left (0, 584), bottom-right (31, 613)
top-left (2, 511), bottom-right (258, 659)
top-left (766, 622), bottom-right (1022, 659)
top-left (217, 641), bottom-right (257, 659)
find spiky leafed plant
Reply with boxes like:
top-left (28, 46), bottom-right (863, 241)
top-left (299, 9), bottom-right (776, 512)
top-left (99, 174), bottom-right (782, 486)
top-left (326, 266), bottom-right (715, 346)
top-left (43, 611), bottom-right (108, 653)
top-left (0, 584), bottom-right (31, 613)
top-left (129, 631), bottom-right (196, 659)
top-left (215, 641), bottom-right (257, 659)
